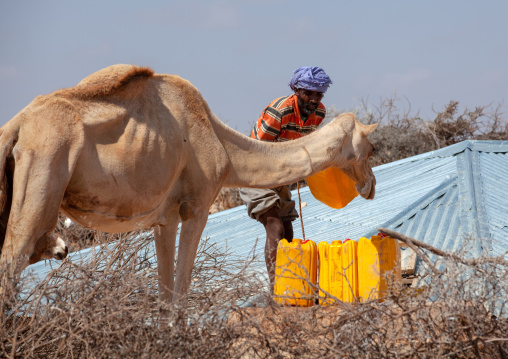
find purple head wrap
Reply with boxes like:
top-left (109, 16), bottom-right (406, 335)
top-left (289, 66), bottom-right (332, 93)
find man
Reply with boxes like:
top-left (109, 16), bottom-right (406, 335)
top-left (239, 66), bottom-right (333, 289)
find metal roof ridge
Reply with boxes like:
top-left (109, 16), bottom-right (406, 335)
top-left (367, 175), bottom-right (458, 238)
top-left (372, 140), bottom-right (508, 172)
top-left (456, 148), bottom-right (492, 253)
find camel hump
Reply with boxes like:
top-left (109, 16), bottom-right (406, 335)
top-left (64, 64), bottom-right (154, 99)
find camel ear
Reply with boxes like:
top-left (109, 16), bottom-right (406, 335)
top-left (362, 123), bottom-right (378, 136)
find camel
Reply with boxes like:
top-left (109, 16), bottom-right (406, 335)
top-left (0, 173), bottom-right (68, 265)
top-left (0, 64), bottom-right (377, 307)
top-left (27, 233), bottom-right (68, 264)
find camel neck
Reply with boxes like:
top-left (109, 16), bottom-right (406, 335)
top-left (209, 114), bottom-right (348, 189)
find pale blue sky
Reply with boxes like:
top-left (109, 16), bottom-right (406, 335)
top-left (1, 1), bottom-right (507, 134)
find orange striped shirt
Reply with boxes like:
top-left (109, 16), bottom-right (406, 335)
top-left (250, 94), bottom-right (326, 141)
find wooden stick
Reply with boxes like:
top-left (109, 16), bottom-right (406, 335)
top-left (379, 228), bottom-right (442, 275)
top-left (297, 182), bottom-right (305, 241)
top-left (378, 227), bottom-right (508, 268)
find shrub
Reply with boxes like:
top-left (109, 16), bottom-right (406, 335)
top-left (1, 231), bottom-right (507, 358)
top-left (333, 96), bottom-right (507, 167)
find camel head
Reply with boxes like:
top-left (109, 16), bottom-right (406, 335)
top-left (28, 233), bottom-right (69, 265)
top-left (333, 115), bottom-right (377, 200)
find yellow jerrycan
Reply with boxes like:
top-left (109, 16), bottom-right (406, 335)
top-left (274, 238), bottom-right (317, 306)
top-left (318, 240), bottom-right (343, 305)
top-left (358, 234), bottom-right (401, 302)
top-left (306, 167), bottom-right (359, 209)
top-left (319, 240), bottom-right (359, 304)
top-left (341, 239), bottom-right (359, 303)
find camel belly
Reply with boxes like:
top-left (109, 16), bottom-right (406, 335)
top-left (62, 153), bottom-right (183, 233)
top-left (60, 176), bottom-right (178, 233)
top-left (60, 199), bottom-right (168, 233)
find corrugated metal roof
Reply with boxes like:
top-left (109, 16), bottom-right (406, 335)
top-left (23, 140), bottom-right (508, 280)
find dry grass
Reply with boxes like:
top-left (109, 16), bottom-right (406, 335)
top-left (1, 229), bottom-right (507, 358)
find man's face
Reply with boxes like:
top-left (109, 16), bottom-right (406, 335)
top-left (295, 88), bottom-right (324, 116)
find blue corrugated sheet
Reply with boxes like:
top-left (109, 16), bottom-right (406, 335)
top-left (23, 140), bottom-right (508, 280)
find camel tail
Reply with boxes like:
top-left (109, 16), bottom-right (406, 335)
top-left (0, 125), bottom-right (18, 254)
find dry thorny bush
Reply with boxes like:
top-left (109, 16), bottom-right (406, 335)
top-left (339, 96), bottom-right (508, 167)
top-left (1, 230), bottom-right (507, 358)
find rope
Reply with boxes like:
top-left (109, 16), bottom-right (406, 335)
top-left (297, 182), bottom-right (306, 241)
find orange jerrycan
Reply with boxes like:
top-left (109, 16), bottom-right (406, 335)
top-left (274, 238), bottom-right (317, 306)
top-left (318, 240), bottom-right (344, 304)
top-left (341, 239), bottom-right (359, 303)
top-left (358, 234), bottom-right (401, 302)
top-left (306, 167), bottom-right (358, 209)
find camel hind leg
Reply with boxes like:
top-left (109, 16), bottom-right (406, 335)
top-left (0, 101), bottom-right (84, 283)
top-left (0, 156), bottom-right (13, 256)
top-left (0, 144), bottom-right (77, 282)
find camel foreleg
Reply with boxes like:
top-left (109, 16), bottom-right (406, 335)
top-left (154, 211), bottom-right (180, 312)
top-left (172, 209), bottom-right (209, 306)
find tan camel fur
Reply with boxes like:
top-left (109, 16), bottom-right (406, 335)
top-left (0, 64), bottom-right (377, 306)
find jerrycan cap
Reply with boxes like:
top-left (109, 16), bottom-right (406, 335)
top-left (301, 239), bottom-right (311, 245)
top-left (378, 232), bottom-right (388, 238)
top-left (343, 238), bottom-right (352, 243)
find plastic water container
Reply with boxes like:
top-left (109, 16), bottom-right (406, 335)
top-left (306, 167), bottom-right (358, 209)
top-left (317, 241), bottom-right (330, 304)
top-left (319, 239), bottom-right (359, 304)
top-left (274, 238), bottom-right (317, 306)
top-left (318, 240), bottom-right (343, 304)
top-left (358, 234), bottom-right (401, 301)
top-left (341, 239), bottom-right (359, 303)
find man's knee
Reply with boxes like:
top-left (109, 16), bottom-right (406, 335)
top-left (265, 217), bottom-right (285, 240)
